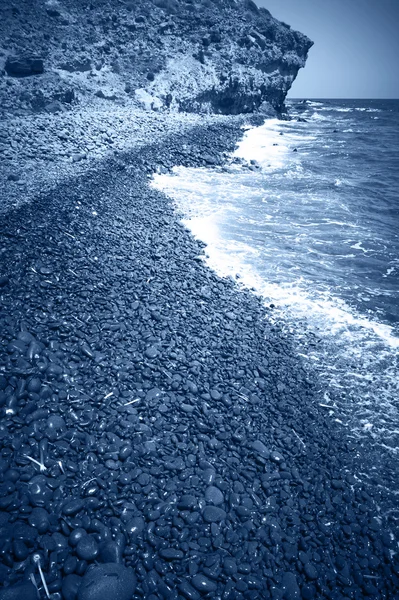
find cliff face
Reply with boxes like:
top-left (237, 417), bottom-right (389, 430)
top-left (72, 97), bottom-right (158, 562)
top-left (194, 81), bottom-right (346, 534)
top-left (0, 0), bottom-right (312, 116)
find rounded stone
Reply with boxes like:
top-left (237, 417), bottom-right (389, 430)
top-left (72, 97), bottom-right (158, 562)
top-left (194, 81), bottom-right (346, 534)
top-left (63, 499), bottom-right (85, 516)
top-left (27, 378), bottom-right (42, 393)
top-left (205, 486), bottom-right (224, 506)
top-left (77, 563), bottom-right (137, 600)
top-left (47, 415), bottom-right (66, 430)
top-left (159, 548), bottom-right (184, 561)
top-left (202, 506), bottom-right (226, 523)
top-left (125, 517), bottom-right (145, 538)
top-left (304, 563), bottom-right (318, 580)
top-left (191, 574), bottom-right (217, 593)
top-left (28, 507), bottom-right (50, 534)
top-left (76, 536), bottom-right (99, 561)
top-left (69, 529), bottom-right (88, 548)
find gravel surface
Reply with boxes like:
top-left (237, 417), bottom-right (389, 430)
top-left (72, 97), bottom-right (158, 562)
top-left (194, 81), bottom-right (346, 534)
top-left (0, 104), bottom-right (245, 214)
top-left (0, 118), bottom-right (398, 599)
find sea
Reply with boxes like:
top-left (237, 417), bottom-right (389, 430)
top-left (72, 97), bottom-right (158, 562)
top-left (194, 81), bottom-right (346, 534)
top-left (152, 99), bottom-right (399, 508)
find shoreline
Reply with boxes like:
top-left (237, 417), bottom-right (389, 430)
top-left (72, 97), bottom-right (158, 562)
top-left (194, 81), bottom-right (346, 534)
top-left (0, 114), bottom-right (398, 598)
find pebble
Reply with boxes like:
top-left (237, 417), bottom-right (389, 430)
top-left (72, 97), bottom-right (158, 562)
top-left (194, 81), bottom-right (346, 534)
top-left (77, 563), bottom-right (136, 600)
top-left (69, 528), bottom-right (87, 547)
top-left (202, 506), bottom-right (226, 523)
top-left (76, 536), bottom-right (99, 561)
top-left (62, 574), bottom-right (82, 600)
top-left (28, 507), bottom-right (50, 533)
top-left (63, 499), bottom-right (85, 516)
top-left (304, 563), bottom-right (318, 580)
top-left (99, 536), bottom-right (125, 564)
top-left (191, 574), bottom-right (217, 593)
top-left (159, 548), bottom-right (184, 560)
top-left (281, 572), bottom-right (300, 600)
top-left (252, 440), bottom-right (270, 459)
top-left (270, 450), bottom-right (285, 464)
top-left (205, 485), bottom-right (224, 505)
top-left (0, 582), bottom-right (38, 600)
top-left (145, 346), bottom-right (158, 359)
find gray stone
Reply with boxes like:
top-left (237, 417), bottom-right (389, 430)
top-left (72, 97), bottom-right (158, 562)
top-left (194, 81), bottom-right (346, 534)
top-left (205, 485), bottom-right (224, 505)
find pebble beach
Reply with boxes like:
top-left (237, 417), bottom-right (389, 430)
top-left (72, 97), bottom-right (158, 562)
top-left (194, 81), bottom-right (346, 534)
top-left (0, 112), bottom-right (398, 599)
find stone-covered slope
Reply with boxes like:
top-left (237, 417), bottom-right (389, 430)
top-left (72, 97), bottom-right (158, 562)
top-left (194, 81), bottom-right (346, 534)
top-left (0, 0), bottom-right (313, 116)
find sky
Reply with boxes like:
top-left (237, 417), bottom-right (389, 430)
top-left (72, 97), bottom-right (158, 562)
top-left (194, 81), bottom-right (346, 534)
top-left (256, 0), bottom-right (399, 99)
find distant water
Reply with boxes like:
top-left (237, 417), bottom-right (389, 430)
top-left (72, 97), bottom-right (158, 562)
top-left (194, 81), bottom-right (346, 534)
top-left (152, 100), bottom-right (399, 472)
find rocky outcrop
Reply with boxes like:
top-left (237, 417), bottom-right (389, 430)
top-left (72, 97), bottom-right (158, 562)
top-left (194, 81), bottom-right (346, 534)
top-left (0, 0), bottom-right (312, 115)
top-left (5, 56), bottom-right (44, 77)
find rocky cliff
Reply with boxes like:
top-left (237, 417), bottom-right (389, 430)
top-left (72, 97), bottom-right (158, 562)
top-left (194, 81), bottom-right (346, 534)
top-left (0, 0), bottom-right (312, 116)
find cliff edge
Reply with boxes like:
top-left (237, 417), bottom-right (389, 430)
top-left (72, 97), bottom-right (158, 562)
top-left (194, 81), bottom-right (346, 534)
top-left (0, 0), bottom-right (313, 116)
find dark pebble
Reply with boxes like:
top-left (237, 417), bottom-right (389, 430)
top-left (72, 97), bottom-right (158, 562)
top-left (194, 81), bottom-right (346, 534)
top-left (77, 563), bottom-right (136, 600)
top-left (205, 486), bottom-right (224, 505)
top-left (76, 536), bottom-right (99, 561)
top-left (252, 440), bottom-right (270, 459)
top-left (69, 528), bottom-right (88, 547)
top-left (179, 581), bottom-right (201, 600)
top-left (28, 507), bottom-right (50, 534)
top-left (281, 572), bottom-right (300, 599)
top-left (0, 582), bottom-right (38, 600)
top-left (202, 506), bottom-right (226, 523)
top-left (178, 495), bottom-right (197, 510)
top-left (304, 563), bottom-right (318, 580)
top-left (191, 574), bottom-right (217, 593)
top-left (62, 574), bottom-right (82, 600)
top-left (159, 548), bottom-right (184, 560)
top-left (64, 499), bottom-right (85, 516)
top-left (99, 535), bottom-right (125, 564)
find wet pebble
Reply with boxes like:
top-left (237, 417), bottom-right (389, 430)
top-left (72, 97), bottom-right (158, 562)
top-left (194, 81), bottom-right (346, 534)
top-left (28, 507), bottom-right (50, 533)
top-left (191, 574), bottom-right (217, 593)
top-left (76, 536), bottom-right (99, 561)
top-left (159, 548), bottom-right (184, 560)
top-left (270, 450), bottom-right (285, 464)
top-left (63, 498), bottom-right (85, 516)
top-left (69, 528), bottom-right (89, 547)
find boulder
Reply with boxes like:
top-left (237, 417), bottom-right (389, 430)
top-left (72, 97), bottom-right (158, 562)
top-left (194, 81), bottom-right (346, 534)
top-left (5, 57), bottom-right (44, 77)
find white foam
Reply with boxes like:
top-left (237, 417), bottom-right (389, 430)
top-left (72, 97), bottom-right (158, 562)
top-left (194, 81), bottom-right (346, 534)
top-left (151, 114), bottom-right (399, 453)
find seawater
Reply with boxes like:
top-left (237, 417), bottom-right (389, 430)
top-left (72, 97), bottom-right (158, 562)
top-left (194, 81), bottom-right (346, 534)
top-left (152, 99), bottom-right (399, 485)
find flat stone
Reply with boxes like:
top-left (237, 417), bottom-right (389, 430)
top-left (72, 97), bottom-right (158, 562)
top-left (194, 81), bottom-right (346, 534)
top-left (252, 440), bottom-right (270, 459)
top-left (77, 563), bottom-right (136, 600)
